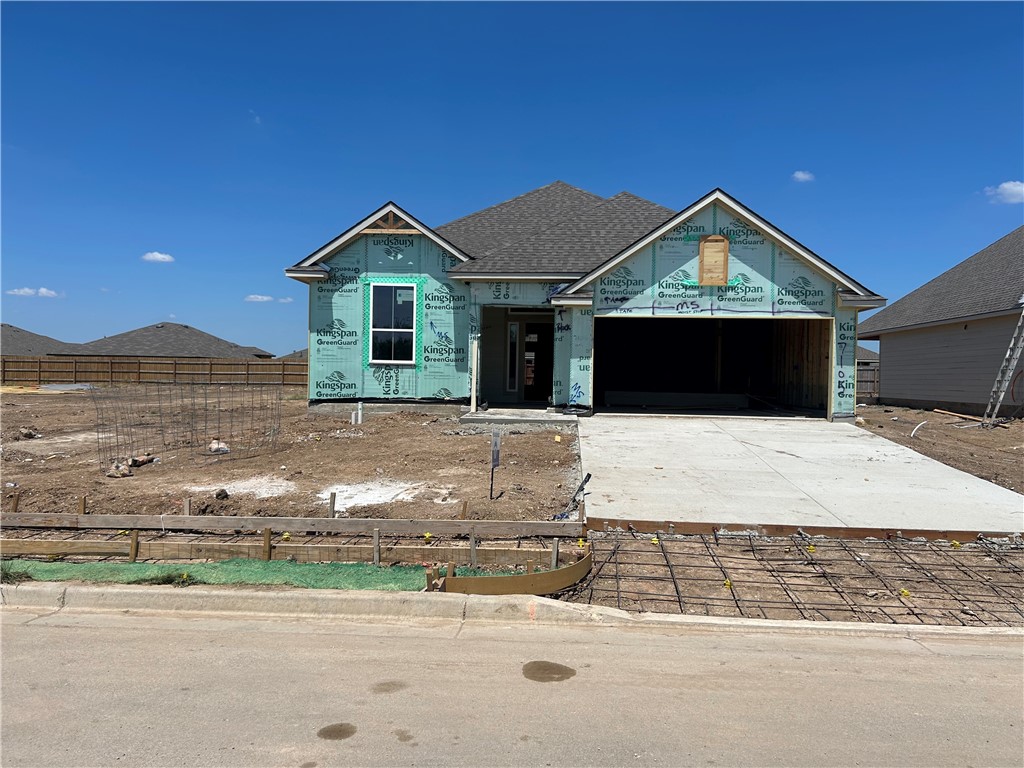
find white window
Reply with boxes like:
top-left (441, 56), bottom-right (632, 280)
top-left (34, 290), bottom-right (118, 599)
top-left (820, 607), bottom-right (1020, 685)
top-left (370, 284), bottom-right (416, 364)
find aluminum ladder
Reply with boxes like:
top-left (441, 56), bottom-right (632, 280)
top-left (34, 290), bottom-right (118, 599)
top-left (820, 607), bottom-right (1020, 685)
top-left (982, 307), bottom-right (1024, 426)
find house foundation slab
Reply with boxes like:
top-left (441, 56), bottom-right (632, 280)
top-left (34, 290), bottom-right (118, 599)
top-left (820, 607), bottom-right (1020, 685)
top-left (578, 415), bottom-right (1023, 533)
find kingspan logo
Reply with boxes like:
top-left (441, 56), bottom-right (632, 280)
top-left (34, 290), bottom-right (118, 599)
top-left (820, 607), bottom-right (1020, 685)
top-left (316, 319), bottom-right (359, 346)
top-left (717, 273), bottom-right (765, 300)
top-left (372, 236), bottom-right (415, 261)
top-left (662, 268), bottom-right (699, 290)
top-left (315, 370), bottom-right (358, 394)
top-left (322, 263), bottom-right (360, 293)
top-left (778, 276), bottom-right (826, 305)
top-left (433, 388), bottom-right (454, 400)
top-left (424, 321), bottom-right (466, 364)
top-left (425, 282), bottom-right (467, 310)
top-left (372, 366), bottom-right (401, 396)
top-left (660, 220), bottom-right (706, 244)
top-left (600, 266), bottom-right (645, 298)
top-left (718, 218), bottom-right (765, 245)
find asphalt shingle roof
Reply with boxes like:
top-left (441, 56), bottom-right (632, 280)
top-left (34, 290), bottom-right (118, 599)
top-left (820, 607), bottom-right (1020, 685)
top-left (450, 192), bottom-right (676, 276)
top-left (860, 226), bottom-right (1024, 337)
top-left (436, 181), bottom-right (604, 259)
top-left (1, 324), bottom-right (83, 356)
top-left (69, 323), bottom-right (273, 358)
top-left (856, 345), bottom-right (879, 362)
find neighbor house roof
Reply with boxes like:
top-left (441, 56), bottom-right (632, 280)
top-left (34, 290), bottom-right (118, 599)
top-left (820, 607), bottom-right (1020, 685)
top-left (856, 345), bottom-right (879, 363)
top-left (63, 323), bottom-right (273, 358)
top-left (450, 191), bottom-right (675, 277)
top-left (860, 226), bottom-right (1024, 338)
top-left (278, 348), bottom-right (308, 361)
top-left (436, 181), bottom-right (605, 260)
top-left (1, 324), bottom-right (83, 356)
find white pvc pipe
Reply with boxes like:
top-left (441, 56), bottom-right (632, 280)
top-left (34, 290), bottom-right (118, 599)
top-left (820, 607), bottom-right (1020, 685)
top-left (469, 336), bottom-right (479, 413)
top-left (911, 420), bottom-right (927, 438)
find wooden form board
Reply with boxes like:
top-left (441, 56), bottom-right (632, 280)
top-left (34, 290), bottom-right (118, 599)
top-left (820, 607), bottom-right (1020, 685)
top-left (585, 517), bottom-right (1021, 541)
top-left (699, 235), bottom-right (729, 286)
top-left (0, 513), bottom-right (582, 538)
top-left (440, 551), bottom-right (592, 596)
top-left (0, 538), bottom-right (566, 567)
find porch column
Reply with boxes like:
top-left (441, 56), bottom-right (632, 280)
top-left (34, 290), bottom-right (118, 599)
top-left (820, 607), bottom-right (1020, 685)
top-left (567, 307), bottom-right (594, 410)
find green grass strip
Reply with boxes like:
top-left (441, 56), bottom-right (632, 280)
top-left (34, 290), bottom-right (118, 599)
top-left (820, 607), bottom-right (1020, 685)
top-left (1, 558), bottom-right (512, 591)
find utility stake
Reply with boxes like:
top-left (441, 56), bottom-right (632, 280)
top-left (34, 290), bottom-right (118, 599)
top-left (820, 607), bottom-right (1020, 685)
top-left (373, 528), bottom-right (381, 567)
top-left (263, 528), bottom-right (273, 561)
top-left (79, 496), bottom-right (88, 515)
top-left (183, 497), bottom-right (191, 516)
top-left (129, 530), bottom-right (139, 562)
top-left (470, 535), bottom-right (477, 568)
top-left (551, 538), bottom-right (560, 570)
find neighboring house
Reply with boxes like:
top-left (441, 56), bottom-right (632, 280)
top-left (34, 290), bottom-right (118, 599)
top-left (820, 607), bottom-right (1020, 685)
top-left (859, 226), bottom-right (1024, 416)
top-left (286, 182), bottom-right (884, 421)
top-left (278, 349), bottom-right (308, 361)
top-left (856, 345), bottom-right (881, 401)
top-left (56, 323), bottom-right (273, 359)
top-left (1, 323), bottom-right (83, 356)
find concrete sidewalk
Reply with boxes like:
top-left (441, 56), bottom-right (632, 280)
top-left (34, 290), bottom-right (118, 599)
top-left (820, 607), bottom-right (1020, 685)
top-left (578, 415), bottom-right (1023, 532)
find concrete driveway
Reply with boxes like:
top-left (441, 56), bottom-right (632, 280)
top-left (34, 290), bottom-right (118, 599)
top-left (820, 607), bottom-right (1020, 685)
top-left (578, 415), bottom-right (1023, 533)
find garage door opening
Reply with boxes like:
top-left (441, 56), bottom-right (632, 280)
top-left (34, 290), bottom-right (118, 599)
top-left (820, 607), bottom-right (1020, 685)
top-left (593, 317), bottom-right (830, 415)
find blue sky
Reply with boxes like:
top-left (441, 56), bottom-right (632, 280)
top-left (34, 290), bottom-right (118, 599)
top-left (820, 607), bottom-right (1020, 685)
top-left (2, 1), bottom-right (1022, 356)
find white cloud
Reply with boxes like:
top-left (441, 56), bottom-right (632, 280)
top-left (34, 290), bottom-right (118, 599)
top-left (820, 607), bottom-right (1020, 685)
top-left (245, 294), bottom-right (274, 302)
top-left (277, 297), bottom-right (294, 303)
top-left (249, 109), bottom-right (262, 125)
top-left (142, 251), bottom-right (175, 263)
top-left (6, 287), bottom-right (58, 297)
top-left (169, 314), bottom-right (176, 319)
top-left (792, 170), bottom-right (815, 183)
top-left (984, 180), bottom-right (1024, 204)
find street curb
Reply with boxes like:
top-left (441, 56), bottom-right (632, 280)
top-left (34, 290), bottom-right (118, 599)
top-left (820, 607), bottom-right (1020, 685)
top-left (3, 581), bottom-right (1021, 639)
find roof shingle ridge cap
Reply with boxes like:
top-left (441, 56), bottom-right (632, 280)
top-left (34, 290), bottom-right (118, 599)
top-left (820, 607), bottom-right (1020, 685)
top-left (436, 180), bottom-right (604, 230)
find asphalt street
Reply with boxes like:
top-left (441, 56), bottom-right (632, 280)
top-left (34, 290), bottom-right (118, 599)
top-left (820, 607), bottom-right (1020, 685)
top-left (2, 606), bottom-right (1021, 767)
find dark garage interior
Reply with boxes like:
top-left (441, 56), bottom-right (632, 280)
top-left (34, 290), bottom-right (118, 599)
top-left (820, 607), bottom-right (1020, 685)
top-left (593, 317), bottom-right (830, 414)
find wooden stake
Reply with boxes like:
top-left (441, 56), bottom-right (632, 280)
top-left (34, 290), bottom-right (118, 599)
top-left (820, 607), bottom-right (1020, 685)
top-left (262, 528), bottom-right (272, 561)
top-left (129, 530), bottom-right (139, 562)
top-left (460, 499), bottom-right (468, 520)
top-left (183, 497), bottom-right (191, 516)
top-left (10, 492), bottom-right (19, 514)
top-left (328, 492), bottom-right (337, 518)
top-left (425, 566), bottom-right (434, 592)
top-left (79, 496), bottom-right (87, 515)
top-left (526, 559), bottom-right (535, 574)
top-left (447, 561), bottom-right (455, 578)
top-left (373, 528), bottom-right (380, 567)
top-left (551, 538), bottom-right (559, 570)
top-left (470, 535), bottom-right (477, 568)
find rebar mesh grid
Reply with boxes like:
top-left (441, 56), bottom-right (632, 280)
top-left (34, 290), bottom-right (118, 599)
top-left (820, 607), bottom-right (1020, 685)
top-left (92, 384), bottom-right (282, 468)
top-left (564, 532), bottom-right (1024, 627)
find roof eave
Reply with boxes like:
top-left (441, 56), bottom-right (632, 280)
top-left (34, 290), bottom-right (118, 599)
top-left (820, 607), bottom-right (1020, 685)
top-left (859, 307), bottom-right (1024, 339)
top-left (287, 202), bottom-right (473, 271)
top-left (451, 273), bottom-right (584, 282)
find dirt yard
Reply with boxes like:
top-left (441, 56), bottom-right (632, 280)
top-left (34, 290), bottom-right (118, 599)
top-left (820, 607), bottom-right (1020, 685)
top-left (0, 388), bottom-right (580, 521)
top-left (855, 405), bottom-right (1023, 492)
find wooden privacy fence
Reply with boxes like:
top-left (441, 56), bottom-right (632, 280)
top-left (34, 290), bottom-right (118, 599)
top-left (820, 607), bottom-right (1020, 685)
top-left (0, 356), bottom-right (307, 387)
top-left (856, 363), bottom-right (880, 400)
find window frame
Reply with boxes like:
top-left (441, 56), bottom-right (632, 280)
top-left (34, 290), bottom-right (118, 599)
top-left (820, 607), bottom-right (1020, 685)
top-left (506, 321), bottom-right (519, 392)
top-left (368, 282), bottom-right (418, 365)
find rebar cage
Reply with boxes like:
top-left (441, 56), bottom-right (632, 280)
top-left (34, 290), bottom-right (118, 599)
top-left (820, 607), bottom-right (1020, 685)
top-left (92, 383), bottom-right (282, 468)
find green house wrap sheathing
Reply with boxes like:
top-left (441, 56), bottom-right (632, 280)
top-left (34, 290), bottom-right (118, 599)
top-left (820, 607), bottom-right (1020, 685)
top-left (309, 234), bottom-right (470, 401)
top-left (588, 204), bottom-right (857, 417)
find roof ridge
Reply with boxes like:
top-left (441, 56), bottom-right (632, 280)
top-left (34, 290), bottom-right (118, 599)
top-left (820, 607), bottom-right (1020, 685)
top-left (437, 180), bottom-right (603, 231)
